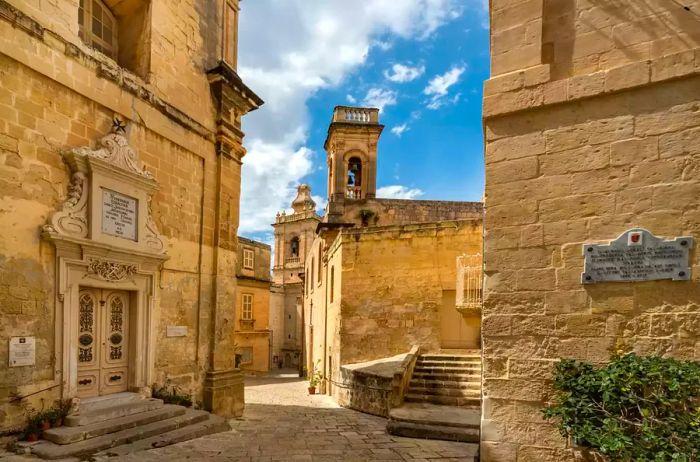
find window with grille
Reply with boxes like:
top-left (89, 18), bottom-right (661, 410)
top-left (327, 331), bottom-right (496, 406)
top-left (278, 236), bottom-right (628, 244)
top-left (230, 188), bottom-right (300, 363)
top-left (242, 294), bottom-right (253, 320)
top-left (239, 347), bottom-right (252, 365)
top-left (79, 0), bottom-right (118, 59)
top-left (243, 248), bottom-right (254, 269)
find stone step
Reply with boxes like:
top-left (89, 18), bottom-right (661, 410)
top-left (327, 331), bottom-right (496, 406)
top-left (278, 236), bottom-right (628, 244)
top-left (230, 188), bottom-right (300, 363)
top-left (389, 402), bottom-right (480, 429)
top-left (43, 405), bottom-right (186, 444)
top-left (77, 392), bottom-right (145, 414)
top-left (387, 420), bottom-right (480, 445)
top-left (413, 366), bottom-right (481, 375)
top-left (65, 398), bottom-right (164, 427)
top-left (96, 414), bottom-right (230, 456)
top-left (417, 360), bottom-right (481, 368)
top-left (409, 379), bottom-right (481, 390)
top-left (421, 354), bottom-right (481, 362)
top-left (408, 386), bottom-right (480, 398)
top-left (32, 408), bottom-right (209, 459)
top-left (412, 371), bottom-right (480, 382)
top-left (404, 393), bottom-right (480, 407)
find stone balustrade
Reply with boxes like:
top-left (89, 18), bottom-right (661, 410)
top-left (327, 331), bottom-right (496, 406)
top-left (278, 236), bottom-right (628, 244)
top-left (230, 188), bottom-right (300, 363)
top-left (332, 106), bottom-right (380, 124)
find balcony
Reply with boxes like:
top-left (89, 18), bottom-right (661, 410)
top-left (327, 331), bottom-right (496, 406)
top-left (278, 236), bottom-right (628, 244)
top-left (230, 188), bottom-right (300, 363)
top-left (332, 106), bottom-right (379, 124)
top-left (346, 186), bottom-right (362, 199)
top-left (285, 256), bottom-right (300, 265)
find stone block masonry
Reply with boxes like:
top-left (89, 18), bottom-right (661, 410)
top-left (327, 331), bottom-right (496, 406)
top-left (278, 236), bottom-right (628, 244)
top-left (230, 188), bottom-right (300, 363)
top-left (483, 2), bottom-right (700, 460)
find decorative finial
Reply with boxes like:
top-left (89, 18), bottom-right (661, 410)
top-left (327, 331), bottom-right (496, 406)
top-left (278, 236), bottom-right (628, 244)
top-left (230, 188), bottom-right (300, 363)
top-left (112, 117), bottom-right (127, 134)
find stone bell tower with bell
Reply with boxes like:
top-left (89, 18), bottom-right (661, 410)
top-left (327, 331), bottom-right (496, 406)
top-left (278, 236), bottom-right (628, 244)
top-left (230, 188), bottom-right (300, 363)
top-left (323, 106), bottom-right (384, 221)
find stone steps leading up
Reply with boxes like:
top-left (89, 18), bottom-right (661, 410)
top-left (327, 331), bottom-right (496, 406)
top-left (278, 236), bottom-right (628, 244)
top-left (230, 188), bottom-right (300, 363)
top-left (96, 414), bottom-right (230, 457)
top-left (387, 403), bottom-right (480, 446)
top-left (404, 392), bottom-right (480, 407)
top-left (387, 420), bottom-right (480, 445)
top-left (65, 398), bottom-right (164, 427)
top-left (409, 379), bottom-right (480, 390)
top-left (408, 386), bottom-right (480, 398)
top-left (43, 404), bottom-right (186, 444)
top-left (417, 359), bottom-right (481, 366)
top-left (412, 366), bottom-right (481, 374)
top-left (411, 371), bottom-right (480, 382)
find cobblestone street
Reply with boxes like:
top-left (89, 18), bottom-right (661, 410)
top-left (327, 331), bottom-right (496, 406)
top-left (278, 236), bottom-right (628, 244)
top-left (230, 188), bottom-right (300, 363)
top-left (105, 372), bottom-right (478, 461)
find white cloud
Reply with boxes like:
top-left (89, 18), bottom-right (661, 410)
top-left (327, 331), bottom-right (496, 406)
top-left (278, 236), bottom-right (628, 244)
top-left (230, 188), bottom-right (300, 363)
top-left (377, 185), bottom-right (425, 199)
top-left (237, 0), bottom-right (465, 232)
top-left (346, 94), bottom-right (357, 104)
top-left (424, 65), bottom-right (465, 109)
top-left (384, 63), bottom-right (425, 82)
top-left (361, 88), bottom-right (398, 112)
top-left (391, 123), bottom-right (409, 136)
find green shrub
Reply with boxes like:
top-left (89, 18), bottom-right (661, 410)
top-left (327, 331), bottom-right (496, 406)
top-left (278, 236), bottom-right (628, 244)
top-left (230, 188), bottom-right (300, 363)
top-left (543, 353), bottom-right (700, 461)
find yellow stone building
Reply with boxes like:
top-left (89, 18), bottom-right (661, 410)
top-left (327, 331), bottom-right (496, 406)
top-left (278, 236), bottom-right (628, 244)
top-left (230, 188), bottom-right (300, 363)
top-left (483, 1), bottom-right (700, 460)
top-left (270, 185), bottom-right (321, 370)
top-left (303, 107), bottom-right (483, 414)
top-left (0, 0), bottom-right (261, 430)
top-left (235, 237), bottom-right (272, 375)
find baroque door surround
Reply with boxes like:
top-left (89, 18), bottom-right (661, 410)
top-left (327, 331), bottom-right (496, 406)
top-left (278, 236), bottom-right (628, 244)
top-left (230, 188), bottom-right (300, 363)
top-left (42, 119), bottom-right (168, 402)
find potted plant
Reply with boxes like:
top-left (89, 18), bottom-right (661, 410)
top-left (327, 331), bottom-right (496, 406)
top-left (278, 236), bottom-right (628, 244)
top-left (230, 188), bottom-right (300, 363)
top-left (38, 411), bottom-right (51, 431)
top-left (308, 361), bottom-right (322, 395)
top-left (24, 411), bottom-right (41, 442)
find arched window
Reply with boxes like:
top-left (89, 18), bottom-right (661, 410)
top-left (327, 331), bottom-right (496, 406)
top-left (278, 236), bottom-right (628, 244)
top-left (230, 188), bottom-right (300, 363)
top-left (346, 157), bottom-right (363, 199)
top-left (79, 0), bottom-right (118, 59)
top-left (290, 236), bottom-right (300, 258)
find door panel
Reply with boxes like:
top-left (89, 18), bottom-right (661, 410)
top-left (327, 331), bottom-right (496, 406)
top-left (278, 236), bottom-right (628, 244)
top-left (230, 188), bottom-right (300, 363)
top-left (77, 288), bottom-right (129, 398)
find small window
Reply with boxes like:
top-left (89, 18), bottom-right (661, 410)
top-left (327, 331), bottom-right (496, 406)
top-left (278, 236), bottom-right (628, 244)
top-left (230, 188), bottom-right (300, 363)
top-left (222, 0), bottom-right (238, 68)
top-left (242, 294), bottom-right (253, 320)
top-left (79, 0), bottom-right (118, 59)
top-left (330, 266), bottom-right (335, 303)
top-left (243, 248), bottom-right (254, 269)
top-left (239, 347), bottom-right (252, 365)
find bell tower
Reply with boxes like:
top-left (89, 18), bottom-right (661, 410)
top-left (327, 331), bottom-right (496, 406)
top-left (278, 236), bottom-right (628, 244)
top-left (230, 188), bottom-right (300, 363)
top-left (324, 106), bottom-right (384, 215)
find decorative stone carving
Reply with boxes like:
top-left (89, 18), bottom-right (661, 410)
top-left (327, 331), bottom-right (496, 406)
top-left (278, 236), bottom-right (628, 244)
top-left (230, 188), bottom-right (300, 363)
top-left (43, 171), bottom-right (89, 237)
top-left (87, 258), bottom-right (138, 282)
top-left (144, 197), bottom-right (165, 253)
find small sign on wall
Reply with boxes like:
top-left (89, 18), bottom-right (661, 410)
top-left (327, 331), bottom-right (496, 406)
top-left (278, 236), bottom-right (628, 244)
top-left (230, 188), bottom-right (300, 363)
top-left (582, 228), bottom-right (694, 284)
top-left (166, 326), bottom-right (188, 337)
top-left (9, 336), bottom-right (35, 367)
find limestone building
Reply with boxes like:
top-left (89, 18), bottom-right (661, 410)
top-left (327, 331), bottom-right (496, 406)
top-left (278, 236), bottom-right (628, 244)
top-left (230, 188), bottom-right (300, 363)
top-left (270, 185), bottom-right (321, 369)
top-left (303, 106), bottom-right (483, 407)
top-left (482, 1), bottom-right (700, 460)
top-left (235, 237), bottom-right (272, 374)
top-left (0, 0), bottom-right (262, 430)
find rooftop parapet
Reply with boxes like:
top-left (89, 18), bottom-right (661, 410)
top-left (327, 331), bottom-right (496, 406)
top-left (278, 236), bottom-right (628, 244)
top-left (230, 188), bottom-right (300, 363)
top-left (332, 106), bottom-right (380, 124)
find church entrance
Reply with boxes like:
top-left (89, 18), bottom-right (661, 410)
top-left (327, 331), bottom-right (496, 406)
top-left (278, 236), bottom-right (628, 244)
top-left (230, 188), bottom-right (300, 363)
top-left (76, 288), bottom-right (131, 398)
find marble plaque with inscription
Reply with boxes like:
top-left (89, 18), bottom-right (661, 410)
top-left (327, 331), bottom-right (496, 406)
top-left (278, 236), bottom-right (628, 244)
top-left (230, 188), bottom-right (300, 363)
top-left (166, 326), bottom-right (188, 337)
top-left (582, 228), bottom-right (693, 284)
top-left (102, 188), bottom-right (137, 241)
top-left (9, 336), bottom-right (35, 367)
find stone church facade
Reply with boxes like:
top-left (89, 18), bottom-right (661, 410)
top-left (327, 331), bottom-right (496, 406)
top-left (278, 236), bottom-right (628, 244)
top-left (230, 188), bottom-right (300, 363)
top-left (303, 106), bottom-right (483, 407)
top-left (0, 0), bottom-right (261, 430)
top-left (483, 1), bottom-right (700, 460)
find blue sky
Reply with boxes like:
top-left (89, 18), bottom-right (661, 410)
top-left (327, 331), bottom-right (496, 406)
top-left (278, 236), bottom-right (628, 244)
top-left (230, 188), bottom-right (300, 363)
top-left (237, 1), bottom-right (489, 243)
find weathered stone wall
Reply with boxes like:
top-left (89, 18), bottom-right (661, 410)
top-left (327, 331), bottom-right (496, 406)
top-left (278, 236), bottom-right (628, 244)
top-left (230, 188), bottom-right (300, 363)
top-left (0, 0), bottom-right (255, 429)
top-left (483, 2), bottom-right (700, 459)
top-left (338, 220), bottom-right (483, 365)
top-left (340, 198), bottom-right (483, 227)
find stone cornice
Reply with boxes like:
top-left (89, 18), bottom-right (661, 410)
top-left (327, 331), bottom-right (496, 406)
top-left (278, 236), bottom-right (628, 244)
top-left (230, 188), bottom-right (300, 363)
top-left (0, 0), bottom-right (216, 142)
top-left (483, 48), bottom-right (700, 119)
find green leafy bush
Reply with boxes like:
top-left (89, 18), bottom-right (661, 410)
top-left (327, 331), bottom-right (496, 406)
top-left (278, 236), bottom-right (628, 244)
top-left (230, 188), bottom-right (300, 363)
top-left (543, 353), bottom-right (700, 461)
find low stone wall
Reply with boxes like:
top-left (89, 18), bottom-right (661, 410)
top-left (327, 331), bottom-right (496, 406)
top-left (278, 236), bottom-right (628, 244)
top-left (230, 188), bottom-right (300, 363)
top-left (333, 347), bottom-right (419, 417)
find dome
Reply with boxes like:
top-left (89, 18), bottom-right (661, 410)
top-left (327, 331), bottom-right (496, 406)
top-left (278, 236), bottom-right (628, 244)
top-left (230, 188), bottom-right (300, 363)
top-left (291, 184), bottom-right (316, 213)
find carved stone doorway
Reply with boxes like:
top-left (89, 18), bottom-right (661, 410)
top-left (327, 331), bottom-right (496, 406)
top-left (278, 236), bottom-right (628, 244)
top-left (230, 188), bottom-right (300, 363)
top-left (77, 288), bottom-right (131, 398)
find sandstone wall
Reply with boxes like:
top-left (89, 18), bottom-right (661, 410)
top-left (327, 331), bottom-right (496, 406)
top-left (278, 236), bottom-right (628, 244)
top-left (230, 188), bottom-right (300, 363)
top-left (337, 220), bottom-right (483, 365)
top-left (0, 0), bottom-right (250, 429)
top-left (483, 2), bottom-right (700, 458)
top-left (340, 198), bottom-right (483, 227)
top-left (235, 279), bottom-right (271, 374)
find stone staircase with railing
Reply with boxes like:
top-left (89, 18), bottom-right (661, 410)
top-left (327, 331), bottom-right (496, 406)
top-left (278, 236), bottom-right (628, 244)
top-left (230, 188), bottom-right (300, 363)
top-left (26, 392), bottom-right (229, 459)
top-left (387, 351), bottom-right (481, 446)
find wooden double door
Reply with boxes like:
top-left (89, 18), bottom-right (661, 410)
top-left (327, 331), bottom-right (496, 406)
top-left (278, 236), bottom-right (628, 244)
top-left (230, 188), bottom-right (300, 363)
top-left (77, 288), bottom-right (130, 398)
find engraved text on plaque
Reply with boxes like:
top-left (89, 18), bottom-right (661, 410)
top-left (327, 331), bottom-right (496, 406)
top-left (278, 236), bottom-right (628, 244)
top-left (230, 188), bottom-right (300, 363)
top-left (582, 228), bottom-right (693, 284)
top-left (102, 189), bottom-right (137, 241)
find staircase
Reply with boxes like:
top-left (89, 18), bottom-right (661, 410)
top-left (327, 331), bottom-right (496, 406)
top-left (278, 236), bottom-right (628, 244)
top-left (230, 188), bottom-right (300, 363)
top-left (29, 392), bottom-right (229, 459)
top-left (387, 351), bottom-right (481, 447)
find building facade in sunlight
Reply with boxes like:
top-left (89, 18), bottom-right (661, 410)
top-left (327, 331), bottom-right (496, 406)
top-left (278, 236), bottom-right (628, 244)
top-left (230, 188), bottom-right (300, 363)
top-left (270, 185), bottom-right (322, 370)
top-left (235, 237), bottom-right (272, 375)
top-left (483, 1), bottom-right (700, 460)
top-left (0, 0), bottom-right (261, 430)
top-left (301, 106), bottom-right (483, 410)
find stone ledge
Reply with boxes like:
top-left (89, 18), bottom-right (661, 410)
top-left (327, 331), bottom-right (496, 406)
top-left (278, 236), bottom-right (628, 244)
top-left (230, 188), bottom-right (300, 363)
top-left (483, 47), bottom-right (700, 119)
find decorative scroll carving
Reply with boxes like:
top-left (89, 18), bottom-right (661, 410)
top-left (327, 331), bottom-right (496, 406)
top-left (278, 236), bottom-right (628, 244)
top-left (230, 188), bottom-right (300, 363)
top-left (71, 122), bottom-right (153, 179)
top-left (144, 197), bottom-right (165, 253)
top-left (87, 259), bottom-right (137, 282)
top-left (43, 171), bottom-right (89, 237)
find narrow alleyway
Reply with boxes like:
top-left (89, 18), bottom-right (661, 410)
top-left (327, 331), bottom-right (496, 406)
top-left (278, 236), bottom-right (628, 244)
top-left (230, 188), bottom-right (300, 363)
top-left (1, 372), bottom-right (478, 461)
